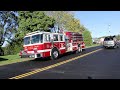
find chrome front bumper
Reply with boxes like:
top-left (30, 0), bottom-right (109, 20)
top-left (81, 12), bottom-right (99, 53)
top-left (20, 53), bottom-right (41, 58)
top-left (103, 44), bottom-right (115, 47)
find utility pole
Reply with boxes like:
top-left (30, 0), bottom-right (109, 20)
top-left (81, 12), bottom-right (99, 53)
top-left (108, 24), bottom-right (111, 36)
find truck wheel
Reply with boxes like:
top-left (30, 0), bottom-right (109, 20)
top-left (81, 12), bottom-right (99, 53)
top-left (104, 46), bottom-right (107, 49)
top-left (76, 45), bottom-right (82, 53)
top-left (51, 48), bottom-right (59, 60)
top-left (79, 46), bottom-right (82, 52)
top-left (117, 45), bottom-right (119, 48)
top-left (114, 44), bottom-right (117, 49)
top-left (82, 48), bottom-right (86, 51)
top-left (116, 44), bottom-right (119, 48)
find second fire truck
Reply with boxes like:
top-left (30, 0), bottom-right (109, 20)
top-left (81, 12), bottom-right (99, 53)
top-left (20, 31), bottom-right (86, 60)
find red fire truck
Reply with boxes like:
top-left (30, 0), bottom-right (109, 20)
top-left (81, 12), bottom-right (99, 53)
top-left (19, 31), bottom-right (86, 60)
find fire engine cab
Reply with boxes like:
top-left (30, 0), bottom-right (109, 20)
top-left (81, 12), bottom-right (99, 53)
top-left (20, 31), bottom-right (85, 60)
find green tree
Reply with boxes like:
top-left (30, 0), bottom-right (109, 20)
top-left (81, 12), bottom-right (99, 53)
top-left (6, 11), bottom-right (55, 55)
top-left (0, 11), bottom-right (18, 55)
top-left (64, 16), bottom-right (81, 32)
top-left (44, 11), bottom-right (82, 32)
top-left (116, 34), bottom-right (120, 40)
top-left (0, 11), bottom-right (18, 46)
top-left (3, 39), bottom-right (23, 55)
top-left (17, 11), bottom-right (55, 39)
top-left (83, 29), bottom-right (92, 46)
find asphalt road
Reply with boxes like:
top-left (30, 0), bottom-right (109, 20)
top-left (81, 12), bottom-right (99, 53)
top-left (0, 45), bottom-right (120, 79)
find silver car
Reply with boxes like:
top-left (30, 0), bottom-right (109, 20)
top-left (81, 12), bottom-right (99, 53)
top-left (103, 36), bottom-right (119, 49)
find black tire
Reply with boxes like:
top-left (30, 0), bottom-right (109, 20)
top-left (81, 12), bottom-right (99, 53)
top-left (113, 44), bottom-right (117, 49)
top-left (82, 49), bottom-right (86, 51)
top-left (51, 48), bottom-right (59, 60)
top-left (117, 45), bottom-right (119, 48)
top-left (104, 46), bottom-right (107, 49)
top-left (76, 44), bottom-right (82, 54)
top-left (116, 44), bottom-right (119, 48)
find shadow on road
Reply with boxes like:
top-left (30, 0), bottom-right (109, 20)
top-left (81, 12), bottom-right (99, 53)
top-left (103, 47), bottom-right (119, 50)
top-left (31, 57), bottom-right (51, 62)
top-left (88, 76), bottom-right (93, 79)
top-left (0, 57), bottom-right (8, 61)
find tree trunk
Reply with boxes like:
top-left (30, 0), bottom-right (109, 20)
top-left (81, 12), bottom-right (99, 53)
top-left (0, 46), bottom-right (4, 56)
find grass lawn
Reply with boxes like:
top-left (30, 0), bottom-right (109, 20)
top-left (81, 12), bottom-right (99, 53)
top-left (0, 44), bottom-right (101, 66)
top-left (0, 53), bottom-right (31, 66)
top-left (86, 43), bottom-right (100, 48)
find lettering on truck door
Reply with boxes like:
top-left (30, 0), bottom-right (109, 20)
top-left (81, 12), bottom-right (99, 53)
top-left (53, 34), bottom-right (60, 49)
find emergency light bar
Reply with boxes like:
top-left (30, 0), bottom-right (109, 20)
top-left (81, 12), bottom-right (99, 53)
top-left (26, 30), bottom-right (49, 36)
top-left (26, 31), bottom-right (41, 36)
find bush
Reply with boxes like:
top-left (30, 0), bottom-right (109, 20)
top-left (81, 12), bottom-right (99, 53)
top-left (3, 40), bottom-right (23, 55)
top-left (83, 30), bottom-right (92, 46)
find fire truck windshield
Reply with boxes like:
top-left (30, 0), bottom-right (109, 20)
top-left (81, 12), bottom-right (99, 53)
top-left (31, 34), bottom-right (43, 44)
top-left (24, 37), bottom-right (30, 45)
top-left (24, 34), bottom-right (43, 45)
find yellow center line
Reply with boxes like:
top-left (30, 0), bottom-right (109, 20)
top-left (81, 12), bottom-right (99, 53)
top-left (9, 48), bottom-right (103, 79)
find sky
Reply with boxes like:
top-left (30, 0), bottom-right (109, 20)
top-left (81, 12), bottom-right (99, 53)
top-left (74, 11), bottom-right (120, 38)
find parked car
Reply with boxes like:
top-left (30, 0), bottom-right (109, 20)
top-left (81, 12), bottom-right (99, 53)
top-left (103, 36), bottom-right (119, 49)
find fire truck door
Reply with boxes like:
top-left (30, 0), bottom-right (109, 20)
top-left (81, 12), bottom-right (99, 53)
top-left (53, 34), bottom-right (60, 49)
